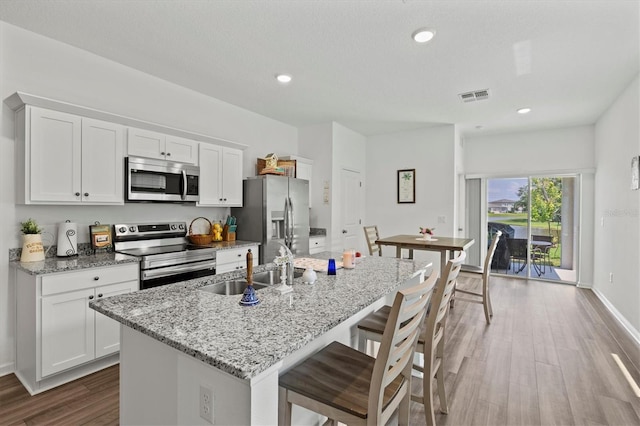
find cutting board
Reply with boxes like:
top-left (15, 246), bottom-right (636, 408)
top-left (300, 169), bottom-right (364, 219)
top-left (294, 257), bottom-right (343, 272)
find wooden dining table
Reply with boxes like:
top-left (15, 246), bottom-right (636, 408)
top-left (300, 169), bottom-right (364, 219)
top-left (375, 234), bottom-right (475, 276)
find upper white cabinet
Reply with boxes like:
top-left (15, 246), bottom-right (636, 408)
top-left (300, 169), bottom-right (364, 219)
top-left (17, 106), bottom-right (124, 205)
top-left (281, 155), bottom-right (314, 207)
top-left (198, 144), bottom-right (243, 207)
top-left (127, 128), bottom-right (197, 164)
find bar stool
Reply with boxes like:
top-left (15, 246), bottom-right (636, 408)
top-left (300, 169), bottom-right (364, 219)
top-left (279, 271), bottom-right (437, 426)
top-left (457, 230), bottom-right (501, 324)
top-left (356, 251), bottom-right (466, 426)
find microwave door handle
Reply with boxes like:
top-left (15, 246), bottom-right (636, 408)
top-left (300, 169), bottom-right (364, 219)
top-left (181, 169), bottom-right (187, 200)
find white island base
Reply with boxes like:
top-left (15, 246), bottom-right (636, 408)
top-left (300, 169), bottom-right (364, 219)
top-left (119, 296), bottom-right (389, 426)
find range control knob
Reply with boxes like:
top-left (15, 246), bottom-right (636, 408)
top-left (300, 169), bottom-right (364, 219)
top-left (171, 224), bottom-right (177, 230)
top-left (118, 226), bottom-right (127, 233)
top-left (178, 224), bottom-right (185, 230)
top-left (129, 226), bottom-right (136, 232)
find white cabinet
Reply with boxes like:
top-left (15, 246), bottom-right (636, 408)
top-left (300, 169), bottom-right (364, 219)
top-left (127, 128), bottom-right (198, 164)
top-left (217, 245), bottom-right (259, 274)
top-left (309, 236), bottom-right (326, 255)
top-left (281, 156), bottom-right (313, 207)
top-left (198, 144), bottom-right (243, 207)
top-left (15, 263), bottom-right (139, 394)
top-left (16, 107), bottom-right (124, 204)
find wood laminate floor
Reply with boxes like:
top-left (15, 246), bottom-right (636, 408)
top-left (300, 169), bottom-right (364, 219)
top-left (1, 276), bottom-right (638, 425)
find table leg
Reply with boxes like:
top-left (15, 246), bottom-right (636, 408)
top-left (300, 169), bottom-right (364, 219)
top-left (408, 249), bottom-right (414, 260)
top-left (396, 247), bottom-right (401, 258)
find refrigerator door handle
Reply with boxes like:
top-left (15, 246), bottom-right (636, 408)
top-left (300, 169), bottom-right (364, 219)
top-left (284, 197), bottom-right (290, 247)
top-left (288, 196), bottom-right (295, 249)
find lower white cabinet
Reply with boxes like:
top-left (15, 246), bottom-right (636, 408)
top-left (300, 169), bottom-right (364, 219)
top-left (15, 263), bottom-right (139, 394)
top-left (309, 236), bottom-right (326, 254)
top-left (217, 245), bottom-right (259, 274)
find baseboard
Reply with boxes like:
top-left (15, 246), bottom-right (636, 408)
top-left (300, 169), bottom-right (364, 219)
top-left (591, 287), bottom-right (640, 347)
top-left (0, 361), bottom-right (15, 377)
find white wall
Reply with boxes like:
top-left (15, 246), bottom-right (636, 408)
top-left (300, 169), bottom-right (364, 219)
top-left (365, 125), bottom-right (457, 270)
top-left (0, 23), bottom-right (298, 375)
top-left (464, 125), bottom-right (596, 176)
top-left (299, 123), bottom-right (333, 232)
top-left (331, 123), bottom-right (367, 251)
top-left (593, 74), bottom-right (640, 339)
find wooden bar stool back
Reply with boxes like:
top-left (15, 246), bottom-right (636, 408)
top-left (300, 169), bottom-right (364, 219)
top-left (457, 230), bottom-right (501, 324)
top-left (363, 225), bottom-right (382, 256)
top-left (279, 272), bottom-right (437, 426)
top-left (356, 251), bottom-right (466, 426)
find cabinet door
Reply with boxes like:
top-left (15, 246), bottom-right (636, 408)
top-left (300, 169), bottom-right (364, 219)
top-left (94, 281), bottom-right (137, 358)
top-left (165, 135), bottom-right (198, 164)
top-left (197, 143), bottom-right (223, 206)
top-left (81, 118), bottom-right (124, 204)
top-left (127, 128), bottom-right (165, 160)
top-left (295, 161), bottom-right (313, 207)
top-left (29, 107), bottom-right (82, 203)
top-left (222, 147), bottom-right (243, 206)
top-left (41, 288), bottom-right (95, 377)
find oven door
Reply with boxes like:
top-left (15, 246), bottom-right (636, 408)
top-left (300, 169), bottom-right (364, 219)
top-left (126, 156), bottom-right (199, 202)
top-left (141, 259), bottom-right (216, 289)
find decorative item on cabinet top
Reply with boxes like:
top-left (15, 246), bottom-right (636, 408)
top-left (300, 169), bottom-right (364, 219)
top-left (256, 154), bottom-right (296, 176)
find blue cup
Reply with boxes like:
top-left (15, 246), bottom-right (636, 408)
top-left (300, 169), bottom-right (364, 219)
top-left (327, 258), bottom-right (337, 275)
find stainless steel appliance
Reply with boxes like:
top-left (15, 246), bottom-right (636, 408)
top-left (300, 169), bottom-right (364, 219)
top-left (232, 175), bottom-right (309, 264)
top-left (113, 221), bottom-right (216, 289)
top-left (126, 156), bottom-right (199, 202)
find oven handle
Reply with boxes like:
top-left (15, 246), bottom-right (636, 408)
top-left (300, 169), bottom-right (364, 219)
top-left (142, 260), bottom-right (216, 280)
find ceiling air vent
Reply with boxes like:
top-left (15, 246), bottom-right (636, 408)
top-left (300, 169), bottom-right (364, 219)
top-left (458, 89), bottom-right (490, 103)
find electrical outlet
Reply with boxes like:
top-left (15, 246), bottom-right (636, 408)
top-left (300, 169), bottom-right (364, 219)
top-left (200, 385), bottom-right (214, 424)
top-left (609, 272), bottom-right (614, 284)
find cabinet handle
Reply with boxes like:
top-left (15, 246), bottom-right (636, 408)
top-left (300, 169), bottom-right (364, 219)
top-left (160, 152), bottom-right (165, 155)
top-left (84, 192), bottom-right (89, 197)
top-left (97, 293), bottom-right (103, 298)
top-left (94, 276), bottom-right (99, 281)
top-left (75, 192), bottom-right (80, 196)
top-left (88, 295), bottom-right (94, 300)
top-left (219, 198), bottom-right (223, 201)
top-left (166, 152), bottom-right (171, 156)
top-left (223, 198), bottom-right (227, 201)
top-left (237, 253), bottom-right (242, 257)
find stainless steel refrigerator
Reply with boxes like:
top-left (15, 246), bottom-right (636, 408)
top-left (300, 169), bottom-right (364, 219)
top-left (232, 175), bottom-right (309, 264)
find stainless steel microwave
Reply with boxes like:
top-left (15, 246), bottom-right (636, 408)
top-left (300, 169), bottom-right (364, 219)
top-left (126, 156), bottom-right (200, 202)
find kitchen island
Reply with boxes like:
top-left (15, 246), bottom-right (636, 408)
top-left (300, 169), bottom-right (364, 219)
top-left (90, 253), bottom-right (431, 425)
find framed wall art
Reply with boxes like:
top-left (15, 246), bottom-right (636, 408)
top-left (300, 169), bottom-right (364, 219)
top-left (397, 169), bottom-right (415, 203)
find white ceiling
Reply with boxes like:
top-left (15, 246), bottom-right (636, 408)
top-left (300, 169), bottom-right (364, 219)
top-left (0, 0), bottom-right (638, 137)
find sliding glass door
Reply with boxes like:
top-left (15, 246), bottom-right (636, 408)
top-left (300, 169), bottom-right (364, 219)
top-left (468, 175), bottom-right (579, 283)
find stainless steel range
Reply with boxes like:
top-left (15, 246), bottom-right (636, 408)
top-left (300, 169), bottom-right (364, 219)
top-left (113, 221), bottom-right (216, 290)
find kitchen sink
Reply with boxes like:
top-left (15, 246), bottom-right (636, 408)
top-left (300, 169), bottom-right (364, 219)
top-left (252, 269), bottom-right (303, 285)
top-left (199, 280), bottom-right (268, 296)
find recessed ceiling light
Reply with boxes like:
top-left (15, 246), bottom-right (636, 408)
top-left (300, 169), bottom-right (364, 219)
top-left (276, 74), bottom-right (292, 84)
top-left (412, 28), bottom-right (436, 43)
top-left (517, 107), bottom-right (531, 114)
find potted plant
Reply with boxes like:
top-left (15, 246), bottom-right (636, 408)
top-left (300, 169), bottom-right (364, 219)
top-left (419, 227), bottom-right (435, 241)
top-left (20, 218), bottom-right (45, 262)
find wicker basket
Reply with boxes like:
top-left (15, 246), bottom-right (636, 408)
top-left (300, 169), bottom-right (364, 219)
top-left (188, 217), bottom-right (213, 245)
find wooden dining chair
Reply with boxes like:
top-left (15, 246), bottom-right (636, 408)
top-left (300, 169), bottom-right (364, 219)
top-left (363, 225), bottom-right (382, 256)
top-left (356, 251), bottom-right (466, 426)
top-left (279, 270), bottom-right (436, 426)
top-left (457, 231), bottom-right (501, 324)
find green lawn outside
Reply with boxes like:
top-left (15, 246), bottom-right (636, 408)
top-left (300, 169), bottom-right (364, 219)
top-left (488, 213), bottom-right (562, 267)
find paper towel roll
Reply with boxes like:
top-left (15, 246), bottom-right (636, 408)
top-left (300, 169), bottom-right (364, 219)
top-left (57, 221), bottom-right (78, 257)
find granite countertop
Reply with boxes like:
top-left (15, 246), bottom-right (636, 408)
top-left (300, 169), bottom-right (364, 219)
top-left (90, 253), bottom-right (429, 381)
top-left (9, 251), bottom-right (140, 275)
top-left (9, 240), bottom-right (260, 275)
